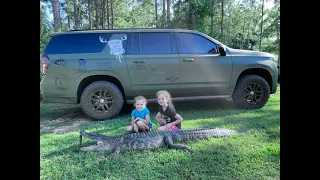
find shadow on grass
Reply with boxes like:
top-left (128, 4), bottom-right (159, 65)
top-left (40, 98), bottom-right (279, 138)
top-left (40, 99), bottom-right (238, 131)
top-left (121, 99), bottom-right (237, 114)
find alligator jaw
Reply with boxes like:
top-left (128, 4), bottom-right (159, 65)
top-left (80, 143), bottom-right (113, 151)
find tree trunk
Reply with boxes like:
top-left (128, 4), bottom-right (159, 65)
top-left (241, 12), bottom-right (247, 49)
top-left (210, 0), bottom-right (214, 36)
top-left (278, 47), bottom-right (280, 66)
top-left (167, 0), bottom-right (171, 22)
top-left (191, 5), bottom-right (195, 30)
top-left (155, 0), bottom-right (158, 27)
top-left (88, 0), bottom-right (92, 29)
top-left (259, 0), bottom-right (264, 51)
top-left (277, 21), bottom-right (280, 66)
top-left (74, 0), bottom-right (79, 30)
top-left (106, 0), bottom-right (109, 29)
top-left (162, 0), bottom-right (166, 27)
top-left (176, 0), bottom-right (180, 19)
top-left (67, 15), bottom-right (71, 30)
top-left (40, 6), bottom-right (42, 34)
top-left (111, 0), bottom-right (113, 28)
top-left (52, 0), bottom-right (61, 32)
top-left (220, 0), bottom-right (224, 41)
top-left (94, 0), bottom-right (99, 28)
top-left (101, 0), bottom-right (105, 29)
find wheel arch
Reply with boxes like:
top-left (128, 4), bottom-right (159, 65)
top-left (235, 68), bottom-right (273, 92)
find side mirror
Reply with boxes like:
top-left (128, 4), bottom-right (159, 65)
top-left (218, 44), bottom-right (226, 56)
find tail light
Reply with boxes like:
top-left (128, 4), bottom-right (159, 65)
top-left (41, 54), bottom-right (49, 75)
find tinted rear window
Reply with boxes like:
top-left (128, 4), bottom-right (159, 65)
top-left (44, 33), bottom-right (128, 54)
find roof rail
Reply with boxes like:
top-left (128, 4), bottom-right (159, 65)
top-left (67, 27), bottom-right (188, 32)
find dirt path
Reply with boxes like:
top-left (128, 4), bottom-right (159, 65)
top-left (40, 103), bottom-right (91, 134)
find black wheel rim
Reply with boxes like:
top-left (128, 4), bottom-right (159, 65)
top-left (90, 90), bottom-right (114, 112)
top-left (243, 83), bottom-right (263, 104)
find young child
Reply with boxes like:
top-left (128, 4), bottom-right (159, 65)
top-left (155, 90), bottom-right (183, 131)
top-left (126, 95), bottom-right (152, 133)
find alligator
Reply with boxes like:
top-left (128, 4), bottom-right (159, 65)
top-left (78, 128), bottom-right (247, 158)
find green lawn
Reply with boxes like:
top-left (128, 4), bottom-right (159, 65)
top-left (40, 85), bottom-right (280, 180)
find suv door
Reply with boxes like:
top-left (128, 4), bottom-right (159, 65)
top-left (126, 32), bottom-right (181, 98)
top-left (176, 32), bottom-right (233, 96)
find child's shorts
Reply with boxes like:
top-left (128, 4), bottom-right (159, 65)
top-left (170, 125), bottom-right (180, 131)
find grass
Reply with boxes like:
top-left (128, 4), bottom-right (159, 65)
top-left (40, 85), bottom-right (280, 180)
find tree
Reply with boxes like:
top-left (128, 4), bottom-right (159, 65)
top-left (41, 0), bottom-right (61, 32)
top-left (40, 4), bottom-right (53, 53)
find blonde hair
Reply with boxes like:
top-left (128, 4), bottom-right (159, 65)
top-left (156, 90), bottom-right (174, 107)
top-left (133, 95), bottom-right (147, 107)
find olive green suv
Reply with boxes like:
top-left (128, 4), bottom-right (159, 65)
top-left (40, 28), bottom-right (278, 120)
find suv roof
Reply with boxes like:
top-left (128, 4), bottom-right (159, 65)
top-left (51, 28), bottom-right (198, 36)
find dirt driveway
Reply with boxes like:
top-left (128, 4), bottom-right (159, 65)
top-left (40, 103), bottom-right (91, 134)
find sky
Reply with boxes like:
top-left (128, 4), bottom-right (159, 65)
top-left (41, 0), bottom-right (275, 24)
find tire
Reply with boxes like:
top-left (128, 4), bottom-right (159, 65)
top-left (232, 75), bottom-right (270, 109)
top-left (80, 81), bottom-right (124, 120)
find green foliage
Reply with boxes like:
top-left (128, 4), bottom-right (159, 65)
top-left (261, 0), bottom-right (280, 54)
top-left (40, 0), bottom-right (280, 54)
top-left (40, 87), bottom-right (280, 179)
top-left (124, 0), bottom-right (156, 28)
top-left (40, 4), bottom-right (53, 54)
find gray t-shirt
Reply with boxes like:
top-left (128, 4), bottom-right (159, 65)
top-left (158, 104), bottom-right (181, 129)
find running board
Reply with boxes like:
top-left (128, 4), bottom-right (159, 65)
top-left (126, 95), bottom-right (231, 104)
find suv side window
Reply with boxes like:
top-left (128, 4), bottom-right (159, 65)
top-left (178, 32), bottom-right (218, 54)
top-left (139, 32), bottom-right (171, 54)
top-left (45, 33), bottom-right (109, 54)
top-left (45, 33), bottom-right (129, 54)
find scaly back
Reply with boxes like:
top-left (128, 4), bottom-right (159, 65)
top-left (79, 127), bottom-right (247, 142)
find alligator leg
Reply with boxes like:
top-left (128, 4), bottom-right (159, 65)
top-left (163, 135), bottom-right (193, 154)
top-left (78, 135), bottom-right (82, 151)
top-left (105, 146), bottom-right (121, 159)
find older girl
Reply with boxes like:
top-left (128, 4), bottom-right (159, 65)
top-left (155, 90), bottom-right (183, 131)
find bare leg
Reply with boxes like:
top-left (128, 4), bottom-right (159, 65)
top-left (157, 126), bottom-right (169, 131)
top-left (126, 125), bottom-right (134, 133)
top-left (142, 123), bottom-right (150, 131)
top-left (133, 123), bottom-right (139, 132)
top-left (136, 121), bottom-right (149, 132)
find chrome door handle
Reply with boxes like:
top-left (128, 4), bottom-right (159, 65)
top-left (133, 60), bottom-right (146, 63)
top-left (182, 59), bottom-right (194, 62)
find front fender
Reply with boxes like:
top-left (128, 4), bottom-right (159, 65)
top-left (230, 61), bottom-right (278, 92)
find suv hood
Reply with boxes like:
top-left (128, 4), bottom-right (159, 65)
top-left (227, 48), bottom-right (274, 58)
